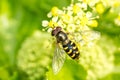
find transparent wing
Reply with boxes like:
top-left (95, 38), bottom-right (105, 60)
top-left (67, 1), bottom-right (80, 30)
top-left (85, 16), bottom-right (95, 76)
top-left (68, 30), bottom-right (100, 46)
top-left (52, 44), bottom-right (66, 74)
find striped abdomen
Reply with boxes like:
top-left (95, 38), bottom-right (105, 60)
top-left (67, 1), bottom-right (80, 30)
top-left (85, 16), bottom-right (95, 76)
top-left (62, 40), bottom-right (80, 59)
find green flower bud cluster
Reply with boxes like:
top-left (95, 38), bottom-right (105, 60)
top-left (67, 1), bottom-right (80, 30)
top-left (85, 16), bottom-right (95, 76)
top-left (17, 31), bottom-right (53, 80)
top-left (79, 36), bottom-right (116, 80)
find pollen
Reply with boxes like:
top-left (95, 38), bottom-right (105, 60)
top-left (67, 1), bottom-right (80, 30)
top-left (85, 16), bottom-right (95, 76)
top-left (48, 20), bottom-right (54, 28)
top-left (80, 16), bottom-right (89, 26)
top-left (83, 0), bottom-right (90, 4)
top-left (48, 20), bottom-right (58, 28)
top-left (88, 20), bottom-right (98, 27)
top-left (51, 7), bottom-right (59, 16)
top-left (95, 3), bottom-right (105, 14)
top-left (73, 4), bottom-right (81, 14)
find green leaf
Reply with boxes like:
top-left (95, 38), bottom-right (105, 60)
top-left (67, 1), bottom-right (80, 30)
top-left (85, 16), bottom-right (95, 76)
top-left (0, 67), bottom-right (10, 80)
top-left (47, 59), bottom-right (87, 80)
top-left (114, 51), bottom-right (120, 66)
top-left (99, 73), bottom-right (120, 80)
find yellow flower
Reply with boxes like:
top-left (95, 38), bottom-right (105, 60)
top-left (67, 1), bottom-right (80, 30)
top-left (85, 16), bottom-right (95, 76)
top-left (66, 24), bottom-right (76, 32)
top-left (73, 4), bottom-right (81, 14)
top-left (51, 7), bottom-right (59, 16)
top-left (80, 16), bottom-right (89, 26)
top-left (83, 0), bottom-right (90, 3)
top-left (117, 15), bottom-right (120, 21)
top-left (113, 1), bottom-right (120, 7)
top-left (62, 14), bottom-right (73, 24)
top-left (88, 20), bottom-right (98, 27)
top-left (48, 21), bottom-right (54, 28)
top-left (48, 19), bottom-right (58, 28)
top-left (96, 3), bottom-right (105, 14)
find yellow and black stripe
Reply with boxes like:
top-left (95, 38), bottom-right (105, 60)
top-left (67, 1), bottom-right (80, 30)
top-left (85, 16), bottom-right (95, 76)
top-left (63, 40), bottom-right (80, 59)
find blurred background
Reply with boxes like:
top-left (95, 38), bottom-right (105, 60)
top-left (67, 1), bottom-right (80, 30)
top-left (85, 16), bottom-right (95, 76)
top-left (0, 0), bottom-right (120, 80)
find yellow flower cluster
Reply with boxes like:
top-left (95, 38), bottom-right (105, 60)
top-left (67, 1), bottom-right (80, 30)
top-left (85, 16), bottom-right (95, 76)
top-left (42, 0), bottom-right (99, 33)
top-left (41, 1), bottom-right (102, 79)
top-left (42, 0), bottom-right (100, 54)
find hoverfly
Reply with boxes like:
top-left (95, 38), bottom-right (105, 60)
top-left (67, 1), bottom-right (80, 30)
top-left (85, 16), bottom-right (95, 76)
top-left (51, 26), bottom-right (100, 74)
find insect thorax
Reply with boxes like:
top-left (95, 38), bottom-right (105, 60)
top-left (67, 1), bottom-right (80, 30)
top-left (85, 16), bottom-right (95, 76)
top-left (56, 31), bottom-right (68, 43)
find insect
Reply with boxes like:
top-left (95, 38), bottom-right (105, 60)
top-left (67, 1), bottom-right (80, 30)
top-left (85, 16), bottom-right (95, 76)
top-left (51, 26), bottom-right (100, 74)
top-left (52, 27), bottom-right (80, 59)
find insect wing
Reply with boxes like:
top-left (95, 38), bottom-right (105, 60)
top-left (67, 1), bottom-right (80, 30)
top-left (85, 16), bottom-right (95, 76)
top-left (78, 30), bottom-right (100, 44)
top-left (68, 30), bottom-right (100, 46)
top-left (52, 45), bottom-right (66, 74)
top-left (81, 30), bottom-right (100, 40)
